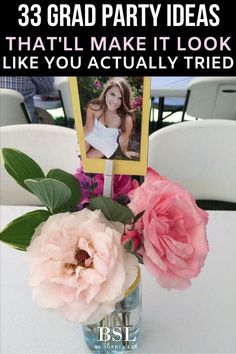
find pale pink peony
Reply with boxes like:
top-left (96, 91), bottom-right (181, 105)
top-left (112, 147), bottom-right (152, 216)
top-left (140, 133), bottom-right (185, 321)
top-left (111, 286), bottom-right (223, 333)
top-left (128, 168), bottom-right (209, 290)
top-left (26, 209), bottom-right (139, 324)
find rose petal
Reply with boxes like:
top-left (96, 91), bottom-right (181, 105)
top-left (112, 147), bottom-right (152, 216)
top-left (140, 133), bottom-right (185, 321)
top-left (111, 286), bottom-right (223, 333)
top-left (129, 168), bottom-right (209, 290)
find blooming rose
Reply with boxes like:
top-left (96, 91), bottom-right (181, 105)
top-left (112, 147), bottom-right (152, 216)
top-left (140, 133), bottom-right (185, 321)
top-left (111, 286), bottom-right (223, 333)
top-left (128, 168), bottom-right (209, 290)
top-left (113, 175), bottom-right (139, 201)
top-left (27, 209), bottom-right (139, 324)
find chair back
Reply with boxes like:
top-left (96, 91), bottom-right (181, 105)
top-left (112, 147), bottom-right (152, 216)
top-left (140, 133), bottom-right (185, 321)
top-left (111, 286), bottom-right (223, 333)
top-left (0, 124), bottom-right (80, 205)
top-left (0, 88), bottom-right (30, 126)
top-left (54, 77), bottom-right (74, 119)
top-left (148, 120), bottom-right (236, 202)
top-left (184, 77), bottom-right (236, 120)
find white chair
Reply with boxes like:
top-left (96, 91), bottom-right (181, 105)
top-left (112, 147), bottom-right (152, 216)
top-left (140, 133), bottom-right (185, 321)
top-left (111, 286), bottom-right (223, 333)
top-left (54, 77), bottom-right (74, 120)
top-left (0, 124), bottom-right (80, 205)
top-left (182, 77), bottom-right (236, 121)
top-left (0, 88), bottom-right (31, 126)
top-left (148, 120), bottom-right (236, 202)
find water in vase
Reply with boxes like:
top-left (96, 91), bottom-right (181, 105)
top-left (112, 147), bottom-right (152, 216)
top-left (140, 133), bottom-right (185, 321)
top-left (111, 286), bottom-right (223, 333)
top-left (82, 282), bottom-right (142, 354)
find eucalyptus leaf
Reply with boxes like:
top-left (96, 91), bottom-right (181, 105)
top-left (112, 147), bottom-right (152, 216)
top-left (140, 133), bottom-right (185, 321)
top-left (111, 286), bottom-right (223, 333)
top-left (1, 148), bottom-right (45, 192)
top-left (89, 196), bottom-right (134, 224)
top-left (47, 169), bottom-right (81, 211)
top-left (25, 178), bottom-right (71, 214)
top-left (0, 210), bottom-right (50, 251)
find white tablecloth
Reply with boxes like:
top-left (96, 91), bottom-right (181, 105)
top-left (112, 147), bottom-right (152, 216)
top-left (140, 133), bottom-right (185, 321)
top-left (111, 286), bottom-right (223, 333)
top-left (1, 206), bottom-right (236, 353)
top-left (151, 77), bottom-right (195, 97)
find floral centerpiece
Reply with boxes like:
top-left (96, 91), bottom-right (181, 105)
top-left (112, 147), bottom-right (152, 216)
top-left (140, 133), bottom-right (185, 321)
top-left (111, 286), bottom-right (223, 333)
top-left (0, 148), bottom-right (209, 353)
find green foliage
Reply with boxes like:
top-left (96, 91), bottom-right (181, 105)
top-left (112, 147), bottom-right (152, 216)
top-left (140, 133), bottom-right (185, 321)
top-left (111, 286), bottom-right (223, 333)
top-left (47, 169), bottom-right (81, 212)
top-left (0, 147), bottom-right (139, 252)
top-left (0, 148), bottom-right (83, 249)
top-left (25, 178), bottom-right (72, 214)
top-left (89, 196), bottom-right (134, 224)
top-left (0, 210), bottom-right (50, 251)
top-left (77, 76), bottom-right (108, 108)
top-left (133, 210), bottom-right (145, 223)
top-left (1, 148), bottom-right (45, 192)
top-left (128, 76), bottom-right (144, 97)
top-left (131, 252), bottom-right (144, 264)
top-left (123, 239), bottom-right (134, 252)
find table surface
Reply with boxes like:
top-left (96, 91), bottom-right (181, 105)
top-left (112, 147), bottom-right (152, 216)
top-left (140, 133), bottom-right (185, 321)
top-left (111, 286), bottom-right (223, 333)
top-left (33, 93), bottom-right (62, 110)
top-left (151, 77), bottom-right (195, 97)
top-left (1, 206), bottom-right (236, 354)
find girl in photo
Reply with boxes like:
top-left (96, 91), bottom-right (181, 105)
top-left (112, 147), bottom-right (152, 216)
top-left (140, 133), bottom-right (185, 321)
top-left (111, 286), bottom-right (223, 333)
top-left (84, 77), bottom-right (139, 159)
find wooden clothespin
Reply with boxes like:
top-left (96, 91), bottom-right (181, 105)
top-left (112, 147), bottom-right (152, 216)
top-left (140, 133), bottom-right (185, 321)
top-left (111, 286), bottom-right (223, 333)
top-left (103, 160), bottom-right (114, 198)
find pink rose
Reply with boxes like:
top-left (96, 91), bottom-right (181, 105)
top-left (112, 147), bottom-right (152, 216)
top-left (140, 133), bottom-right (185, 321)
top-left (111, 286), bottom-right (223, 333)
top-left (128, 168), bottom-right (209, 290)
top-left (121, 229), bottom-right (142, 252)
top-left (113, 175), bottom-right (139, 198)
top-left (27, 209), bottom-right (139, 324)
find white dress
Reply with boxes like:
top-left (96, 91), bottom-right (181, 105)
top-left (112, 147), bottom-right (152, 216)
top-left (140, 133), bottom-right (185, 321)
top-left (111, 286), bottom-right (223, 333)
top-left (85, 119), bottom-right (119, 158)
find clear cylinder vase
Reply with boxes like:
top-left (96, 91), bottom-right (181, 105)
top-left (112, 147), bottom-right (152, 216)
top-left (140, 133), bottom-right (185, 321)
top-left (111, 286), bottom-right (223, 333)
top-left (82, 278), bottom-right (142, 354)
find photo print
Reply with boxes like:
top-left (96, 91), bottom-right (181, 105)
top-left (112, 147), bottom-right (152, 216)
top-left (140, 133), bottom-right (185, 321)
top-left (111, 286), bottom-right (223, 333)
top-left (69, 76), bottom-right (150, 175)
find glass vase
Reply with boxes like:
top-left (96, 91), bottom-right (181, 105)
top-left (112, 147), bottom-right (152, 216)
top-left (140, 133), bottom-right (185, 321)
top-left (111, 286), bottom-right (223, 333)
top-left (82, 278), bottom-right (142, 354)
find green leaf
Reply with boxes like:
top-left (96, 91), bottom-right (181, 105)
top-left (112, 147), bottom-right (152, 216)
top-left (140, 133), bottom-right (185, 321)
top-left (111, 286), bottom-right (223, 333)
top-left (25, 178), bottom-right (71, 214)
top-left (47, 169), bottom-right (81, 211)
top-left (133, 210), bottom-right (145, 223)
top-left (88, 196), bottom-right (134, 224)
top-left (131, 252), bottom-right (144, 264)
top-left (0, 210), bottom-right (50, 251)
top-left (123, 239), bottom-right (134, 252)
top-left (1, 148), bottom-right (45, 192)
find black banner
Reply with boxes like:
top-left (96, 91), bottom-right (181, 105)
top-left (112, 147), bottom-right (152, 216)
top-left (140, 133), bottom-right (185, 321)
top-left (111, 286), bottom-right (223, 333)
top-left (1, 0), bottom-right (235, 75)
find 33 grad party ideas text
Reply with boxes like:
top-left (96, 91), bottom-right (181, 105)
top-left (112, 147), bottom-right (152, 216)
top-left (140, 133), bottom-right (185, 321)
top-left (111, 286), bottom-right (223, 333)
top-left (0, 2), bottom-right (235, 75)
